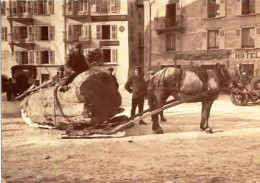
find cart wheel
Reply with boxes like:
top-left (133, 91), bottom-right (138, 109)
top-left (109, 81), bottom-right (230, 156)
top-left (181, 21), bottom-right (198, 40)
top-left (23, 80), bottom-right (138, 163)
top-left (250, 76), bottom-right (260, 91)
top-left (230, 93), bottom-right (249, 106)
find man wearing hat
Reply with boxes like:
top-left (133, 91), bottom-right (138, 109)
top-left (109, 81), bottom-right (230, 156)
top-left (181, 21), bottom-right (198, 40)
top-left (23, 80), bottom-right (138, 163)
top-left (147, 70), bottom-right (166, 122)
top-left (60, 42), bottom-right (90, 92)
top-left (125, 66), bottom-right (147, 125)
top-left (107, 67), bottom-right (119, 89)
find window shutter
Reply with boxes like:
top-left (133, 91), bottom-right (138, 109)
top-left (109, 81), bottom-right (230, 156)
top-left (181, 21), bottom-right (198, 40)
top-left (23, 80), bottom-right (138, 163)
top-left (219, 29), bottom-right (225, 49)
top-left (235, 29), bottom-right (241, 49)
top-left (115, 0), bottom-right (120, 13)
top-left (49, 51), bottom-right (55, 64)
top-left (220, 0), bottom-right (226, 17)
top-left (96, 25), bottom-right (101, 39)
top-left (28, 51), bottom-right (34, 64)
top-left (235, 0), bottom-right (241, 15)
top-left (110, 0), bottom-right (116, 13)
top-left (96, 0), bottom-right (101, 13)
top-left (176, 2), bottom-right (182, 16)
top-left (47, 0), bottom-right (54, 14)
top-left (91, 0), bottom-right (96, 13)
top-left (175, 34), bottom-right (181, 51)
top-left (15, 52), bottom-right (19, 63)
top-left (255, 0), bottom-right (260, 14)
top-left (33, 0), bottom-right (38, 15)
top-left (202, 0), bottom-right (207, 18)
top-left (49, 26), bottom-right (55, 40)
top-left (111, 25), bottom-right (117, 40)
top-left (68, 25), bottom-right (72, 41)
top-left (4, 27), bottom-right (7, 41)
top-left (33, 26), bottom-right (39, 41)
top-left (255, 27), bottom-right (260, 48)
top-left (201, 31), bottom-right (207, 50)
top-left (88, 25), bottom-right (92, 41)
top-left (111, 49), bottom-right (118, 63)
top-left (27, 26), bottom-right (33, 42)
top-left (35, 51), bottom-right (40, 64)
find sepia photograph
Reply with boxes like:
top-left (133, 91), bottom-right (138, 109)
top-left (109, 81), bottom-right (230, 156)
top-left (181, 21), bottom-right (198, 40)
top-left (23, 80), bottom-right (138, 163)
top-left (1, 0), bottom-right (260, 182)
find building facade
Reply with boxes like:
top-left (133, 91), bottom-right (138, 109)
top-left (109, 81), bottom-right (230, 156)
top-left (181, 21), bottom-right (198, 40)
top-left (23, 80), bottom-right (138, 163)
top-left (1, 0), bottom-right (144, 94)
top-left (1, 0), bottom-right (65, 84)
top-left (144, 0), bottom-right (260, 77)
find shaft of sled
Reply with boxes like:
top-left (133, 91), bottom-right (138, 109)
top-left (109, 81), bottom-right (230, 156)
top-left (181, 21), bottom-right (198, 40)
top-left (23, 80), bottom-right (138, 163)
top-left (110, 94), bottom-right (204, 133)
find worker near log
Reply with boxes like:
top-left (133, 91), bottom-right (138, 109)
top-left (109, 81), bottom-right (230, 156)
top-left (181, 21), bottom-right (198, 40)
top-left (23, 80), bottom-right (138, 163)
top-left (59, 42), bottom-right (90, 92)
top-left (107, 67), bottom-right (119, 89)
top-left (125, 66), bottom-right (147, 125)
top-left (146, 70), bottom-right (167, 122)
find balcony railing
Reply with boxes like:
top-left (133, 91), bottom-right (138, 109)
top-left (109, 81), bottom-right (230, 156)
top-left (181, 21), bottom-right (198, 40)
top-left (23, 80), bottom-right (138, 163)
top-left (8, 33), bottom-right (34, 44)
top-left (64, 4), bottom-right (89, 16)
top-left (7, 8), bottom-right (33, 18)
top-left (154, 16), bottom-right (184, 33)
top-left (63, 31), bottom-right (90, 42)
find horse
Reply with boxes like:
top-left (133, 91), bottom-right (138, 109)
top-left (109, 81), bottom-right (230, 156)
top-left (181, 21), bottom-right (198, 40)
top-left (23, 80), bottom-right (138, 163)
top-left (147, 63), bottom-right (250, 134)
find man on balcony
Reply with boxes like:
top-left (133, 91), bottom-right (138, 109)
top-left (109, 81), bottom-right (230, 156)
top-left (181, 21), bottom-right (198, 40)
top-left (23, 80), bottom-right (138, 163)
top-left (59, 42), bottom-right (90, 92)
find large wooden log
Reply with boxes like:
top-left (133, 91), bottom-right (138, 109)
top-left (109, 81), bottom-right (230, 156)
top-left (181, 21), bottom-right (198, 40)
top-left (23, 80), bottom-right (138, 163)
top-left (21, 68), bottom-right (122, 128)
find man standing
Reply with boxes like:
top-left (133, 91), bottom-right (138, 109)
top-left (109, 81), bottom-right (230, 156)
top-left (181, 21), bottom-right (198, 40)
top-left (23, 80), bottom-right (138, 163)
top-left (146, 70), bottom-right (166, 122)
top-left (107, 67), bottom-right (119, 89)
top-left (125, 66), bottom-right (147, 125)
top-left (59, 42), bottom-right (89, 92)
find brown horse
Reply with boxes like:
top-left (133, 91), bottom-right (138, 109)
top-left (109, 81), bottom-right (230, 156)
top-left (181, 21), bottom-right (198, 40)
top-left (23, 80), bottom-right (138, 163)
top-left (148, 63), bottom-right (249, 134)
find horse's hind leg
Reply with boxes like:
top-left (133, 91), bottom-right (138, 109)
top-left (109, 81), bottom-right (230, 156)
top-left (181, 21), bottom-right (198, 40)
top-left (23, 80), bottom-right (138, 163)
top-left (152, 90), bottom-right (170, 134)
top-left (200, 99), bottom-right (214, 133)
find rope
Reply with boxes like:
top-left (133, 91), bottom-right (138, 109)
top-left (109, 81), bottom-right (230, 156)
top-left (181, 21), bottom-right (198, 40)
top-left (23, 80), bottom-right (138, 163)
top-left (53, 84), bottom-right (75, 124)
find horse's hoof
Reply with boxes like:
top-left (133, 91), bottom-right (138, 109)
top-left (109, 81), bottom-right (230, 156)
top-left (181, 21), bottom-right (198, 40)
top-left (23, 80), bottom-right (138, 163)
top-left (205, 128), bottom-right (213, 134)
top-left (153, 127), bottom-right (164, 134)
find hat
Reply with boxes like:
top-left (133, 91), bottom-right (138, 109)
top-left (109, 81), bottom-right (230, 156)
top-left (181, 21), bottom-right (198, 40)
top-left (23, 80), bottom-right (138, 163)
top-left (147, 70), bottom-right (156, 75)
top-left (73, 42), bottom-right (82, 48)
top-left (133, 66), bottom-right (142, 70)
top-left (107, 67), bottom-right (114, 71)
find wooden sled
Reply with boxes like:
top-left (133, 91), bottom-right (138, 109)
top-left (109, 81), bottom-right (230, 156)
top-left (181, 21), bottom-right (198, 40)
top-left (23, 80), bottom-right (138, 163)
top-left (61, 93), bottom-right (205, 139)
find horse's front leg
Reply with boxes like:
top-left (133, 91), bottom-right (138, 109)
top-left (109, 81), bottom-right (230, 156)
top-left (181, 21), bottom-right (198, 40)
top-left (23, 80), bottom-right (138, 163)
top-left (152, 90), bottom-right (169, 134)
top-left (200, 99), bottom-right (214, 133)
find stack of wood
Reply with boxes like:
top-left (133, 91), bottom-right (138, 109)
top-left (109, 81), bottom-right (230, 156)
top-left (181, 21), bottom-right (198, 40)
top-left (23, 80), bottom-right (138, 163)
top-left (21, 68), bottom-right (122, 129)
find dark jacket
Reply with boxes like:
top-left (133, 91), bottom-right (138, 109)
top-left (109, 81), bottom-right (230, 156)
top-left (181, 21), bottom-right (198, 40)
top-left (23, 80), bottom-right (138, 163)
top-left (125, 75), bottom-right (147, 99)
top-left (65, 53), bottom-right (89, 74)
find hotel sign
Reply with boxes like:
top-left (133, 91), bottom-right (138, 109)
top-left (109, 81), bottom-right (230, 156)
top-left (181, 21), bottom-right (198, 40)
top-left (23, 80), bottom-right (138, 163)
top-left (100, 41), bottom-right (119, 46)
top-left (92, 15), bottom-right (127, 22)
top-left (234, 51), bottom-right (260, 60)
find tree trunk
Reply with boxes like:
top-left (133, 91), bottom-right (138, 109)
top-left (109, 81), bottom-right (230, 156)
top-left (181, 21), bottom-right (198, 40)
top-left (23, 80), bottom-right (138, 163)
top-left (21, 69), bottom-right (122, 128)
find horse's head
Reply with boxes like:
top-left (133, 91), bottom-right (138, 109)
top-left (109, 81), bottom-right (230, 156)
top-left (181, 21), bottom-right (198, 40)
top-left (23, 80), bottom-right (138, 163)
top-left (215, 63), bottom-right (252, 91)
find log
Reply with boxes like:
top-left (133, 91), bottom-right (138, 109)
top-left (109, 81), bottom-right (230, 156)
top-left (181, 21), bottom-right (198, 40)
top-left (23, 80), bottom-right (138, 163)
top-left (21, 68), bottom-right (122, 129)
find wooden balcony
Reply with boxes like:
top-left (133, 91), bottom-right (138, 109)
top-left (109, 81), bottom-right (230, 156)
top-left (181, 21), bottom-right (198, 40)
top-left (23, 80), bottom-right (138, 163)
top-left (154, 16), bottom-right (184, 34)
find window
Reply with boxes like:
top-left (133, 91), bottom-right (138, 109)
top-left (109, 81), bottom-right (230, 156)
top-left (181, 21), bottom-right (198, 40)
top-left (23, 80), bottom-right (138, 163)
top-left (208, 30), bottom-right (219, 49)
top-left (41, 74), bottom-right (50, 83)
top-left (68, 25), bottom-right (82, 41)
top-left (15, 51), bottom-right (29, 64)
top-left (102, 49), bottom-right (117, 63)
top-left (38, 0), bottom-right (47, 15)
top-left (208, 0), bottom-right (220, 18)
top-left (166, 34), bottom-right (176, 51)
top-left (96, 25), bottom-right (117, 40)
top-left (34, 50), bottom-right (54, 64)
top-left (1, 1), bottom-right (6, 15)
top-left (1, 27), bottom-right (7, 41)
top-left (166, 3), bottom-right (177, 28)
top-left (93, 0), bottom-right (120, 13)
top-left (242, 27), bottom-right (255, 48)
top-left (242, 0), bottom-right (255, 15)
top-left (40, 26), bottom-right (49, 40)
top-left (41, 51), bottom-right (49, 64)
